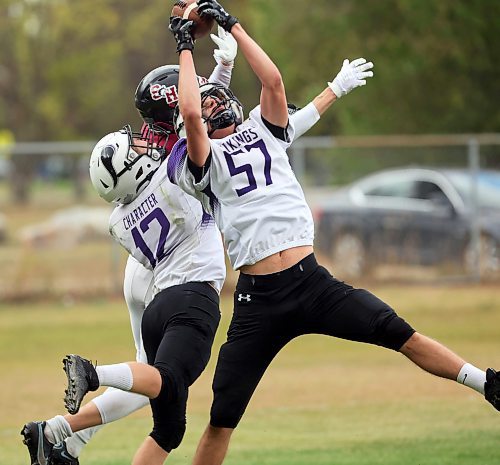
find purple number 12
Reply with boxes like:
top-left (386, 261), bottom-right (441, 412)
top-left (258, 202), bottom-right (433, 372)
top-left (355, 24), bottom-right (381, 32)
top-left (224, 139), bottom-right (272, 197)
top-left (131, 208), bottom-right (170, 268)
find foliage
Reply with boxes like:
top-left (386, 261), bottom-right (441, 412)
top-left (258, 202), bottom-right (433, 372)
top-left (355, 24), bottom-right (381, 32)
top-left (1, 0), bottom-right (499, 141)
top-left (252, 0), bottom-right (500, 135)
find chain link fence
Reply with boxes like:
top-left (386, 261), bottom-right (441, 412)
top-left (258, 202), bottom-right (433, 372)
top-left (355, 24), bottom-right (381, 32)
top-left (0, 133), bottom-right (499, 300)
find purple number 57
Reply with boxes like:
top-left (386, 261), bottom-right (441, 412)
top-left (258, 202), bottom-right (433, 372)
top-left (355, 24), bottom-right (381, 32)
top-left (224, 139), bottom-right (273, 197)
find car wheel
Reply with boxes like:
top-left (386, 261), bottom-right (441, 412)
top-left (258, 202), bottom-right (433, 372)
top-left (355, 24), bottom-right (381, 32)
top-left (464, 234), bottom-right (500, 279)
top-left (331, 232), bottom-right (368, 279)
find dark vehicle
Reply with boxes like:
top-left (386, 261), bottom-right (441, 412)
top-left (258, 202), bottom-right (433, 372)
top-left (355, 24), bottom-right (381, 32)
top-left (314, 167), bottom-right (500, 279)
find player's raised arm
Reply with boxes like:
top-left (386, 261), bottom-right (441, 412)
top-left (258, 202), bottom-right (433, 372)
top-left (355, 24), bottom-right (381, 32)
top-left (169, 17), bottom-right (211, 167)
top-left (291, 58), bottom-right (375, 139)
top-left (198, 0), bottom-right (288, 128)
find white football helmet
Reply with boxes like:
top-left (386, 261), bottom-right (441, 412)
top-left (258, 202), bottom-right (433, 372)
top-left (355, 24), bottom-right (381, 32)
top-left (89, 125), bottom-right (162, 204)
top-left (173, 83), bottom-right (244, 137)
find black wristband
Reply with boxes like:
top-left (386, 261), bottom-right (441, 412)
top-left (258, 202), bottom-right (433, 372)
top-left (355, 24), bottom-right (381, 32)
top-left (225, 16), bottom-right (238, 32)
top-left (177, 41), bottom-right (194, 54)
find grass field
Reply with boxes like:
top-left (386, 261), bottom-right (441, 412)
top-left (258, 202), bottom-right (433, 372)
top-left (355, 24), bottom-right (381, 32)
top-left (1, 285), bottom-right (500, 465)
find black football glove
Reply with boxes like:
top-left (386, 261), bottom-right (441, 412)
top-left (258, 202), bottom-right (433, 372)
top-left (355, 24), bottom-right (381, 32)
top-left (169, 16), bottom-right (195, 53)
top-left (485, 368), bottom-right (500, 411)
top-left (197, 0), bottom-right (238, 33)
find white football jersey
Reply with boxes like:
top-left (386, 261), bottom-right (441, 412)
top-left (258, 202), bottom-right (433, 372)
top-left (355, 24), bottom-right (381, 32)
top-left (168, 106), bottom-right (314, 270)
top-left (109, 162), bottom-right (226, 293)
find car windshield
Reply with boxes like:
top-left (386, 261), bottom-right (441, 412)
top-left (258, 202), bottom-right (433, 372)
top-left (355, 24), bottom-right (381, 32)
top-left (446, 171), bottom-right (500, 209)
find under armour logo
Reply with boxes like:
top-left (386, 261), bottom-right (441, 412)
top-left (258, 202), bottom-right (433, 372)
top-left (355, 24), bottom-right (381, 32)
top-left (238, 293), bottom-right (251, 302)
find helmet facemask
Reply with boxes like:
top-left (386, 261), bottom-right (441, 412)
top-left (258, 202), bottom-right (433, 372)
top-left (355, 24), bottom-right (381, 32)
top-left (139, 123), bottom-right (173, 157)
top-left (173, 84), bottom-right (244, 138)
top-left (200, 84), bottom-right (244, 136)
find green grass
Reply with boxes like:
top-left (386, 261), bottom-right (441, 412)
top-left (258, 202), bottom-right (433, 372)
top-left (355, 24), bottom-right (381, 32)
top-left (1, 285), bottom-right (500, 464)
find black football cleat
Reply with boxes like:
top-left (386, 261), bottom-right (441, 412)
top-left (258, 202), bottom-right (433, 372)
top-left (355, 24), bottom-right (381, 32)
top-left (50, 441), bottom-right (80, 465)
top-left (62, 354), bottom-right (99, 415)
top-left (21, 421), bottom-right (53, 465)
top-left (485, 368), bottom-right (500, 411)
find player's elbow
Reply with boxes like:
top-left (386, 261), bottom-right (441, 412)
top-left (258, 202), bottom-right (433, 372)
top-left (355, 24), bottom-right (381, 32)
top-left (182, 107), bottom-right (203, 127)
top-left (263, 70), bottom-right (284, 92)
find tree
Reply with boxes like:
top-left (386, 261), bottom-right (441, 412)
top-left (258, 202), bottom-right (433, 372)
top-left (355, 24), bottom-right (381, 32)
top-left (1, 0), bottom-right (499, 141)
top-left (250, 0), bottom-right (500, 135)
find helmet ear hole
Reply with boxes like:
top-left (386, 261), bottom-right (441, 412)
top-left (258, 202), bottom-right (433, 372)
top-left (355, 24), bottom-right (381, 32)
top-left (89, 127), bottom-right (162, 205)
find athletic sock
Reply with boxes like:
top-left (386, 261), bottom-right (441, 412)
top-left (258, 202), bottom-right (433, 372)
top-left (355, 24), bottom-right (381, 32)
top-left (44, 415), bottom-right (73, 444)
top-left (65, 425), bottom-right (104, 458)
top-left (96, 363), bottom-right (134, 391)
top-left (93, 387), bottom-right (149, 423)
top-left (64, 387), bottom-right (149, 458)
top-left (457, 363), bottom-right (486, 394)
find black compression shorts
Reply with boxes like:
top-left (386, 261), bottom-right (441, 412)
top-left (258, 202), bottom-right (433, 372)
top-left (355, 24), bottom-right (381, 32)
top-left (141, 282), bottom-right (220, 451)
top-left (210, 254), bottom-right (415, 429)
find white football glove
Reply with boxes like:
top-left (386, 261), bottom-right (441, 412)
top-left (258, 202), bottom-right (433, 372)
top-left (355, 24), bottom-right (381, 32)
top-left (210, 26), bottom-right (237, 67)
top-left (328, 58), bottom-right (374, 98)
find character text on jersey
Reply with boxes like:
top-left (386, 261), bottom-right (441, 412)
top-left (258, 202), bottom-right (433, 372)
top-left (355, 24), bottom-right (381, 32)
top-left (122, 193), bottom-right (159, 230)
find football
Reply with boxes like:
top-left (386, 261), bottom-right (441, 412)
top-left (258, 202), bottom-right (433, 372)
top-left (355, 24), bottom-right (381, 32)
top-left (171, 0), bottom-right (215, 39)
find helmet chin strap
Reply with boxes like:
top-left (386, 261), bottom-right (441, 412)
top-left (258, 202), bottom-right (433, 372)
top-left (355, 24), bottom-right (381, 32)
top-left (115, 146), bottom-right (161, 180)
top-left (207, 109), bottom-right (236, 137)
top-left (135, 165), bottom-right (159, 194)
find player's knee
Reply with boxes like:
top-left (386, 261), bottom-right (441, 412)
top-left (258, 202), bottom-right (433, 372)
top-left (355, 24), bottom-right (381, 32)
top-left (150, 419), bottom-right (186, 452)
top-left (149, 366), bottom-right (189, 452)
top-left (210, 403), bottom-right (242, 429)
top-left (210, 383), bottom-right (246, 429)
top-left (155, 364), bottom-right (187, 404)
top-left (374, 310), bottom-right (415, 351)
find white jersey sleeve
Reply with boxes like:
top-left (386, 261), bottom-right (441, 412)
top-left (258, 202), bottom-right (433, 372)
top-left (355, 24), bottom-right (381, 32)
top-left (290, 102), bottom-right (320, 140)
top-left (168, 106), bottom-right (314, 270)
top-left (109, 161), bottom-right (226, 293)
top-left (208, 62), bottom-right (233, 88)
top-left (167, 138), bottom-right (214, 214)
